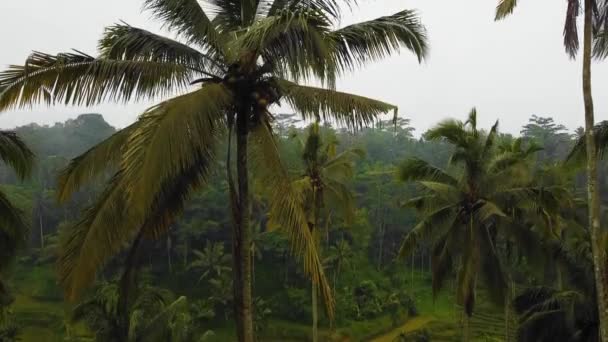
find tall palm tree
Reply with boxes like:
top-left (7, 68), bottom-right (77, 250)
top-left (0, 1), bottom-right (428, 340)
top-left (397, 109), bottom-right (541, 341)
top-left (71, 282), bottom-right (197, 342)
top-left (0, 131), bottom-right (34, 305)
top-left (324, 239), bottom-right (353, 292)
top-left (285, 122), bottom-right (360, 342)
top-left (512, 223), bottom-right (598, 342)
top-left (495, 2), bottom-right (608, 339)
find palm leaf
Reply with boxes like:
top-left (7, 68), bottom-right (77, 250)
top-left (418, 181), bottom-right (461, 202)
top-left (0, 190), bottom-right (29, 270)
top-left (398, 204), bottom-right (456, 258)
top-left (0, 131), bottom-right (34, 180)
top-left (0, 51), bottom-right (193, 111)
top-left (137, 296), bottom-right (187, 341)
top-left (120, 83), bottom-right (230, 217)
top-left (57, 174), bottom-right (133, 300)
top-left (495, 0), bottom-right (518, 20)
top-left (564, 0), bottom-right (580, 58)
top-left (278, 79), bottom-right (396, 129)
top-left (57, 123), bottom-right (137, 203)
top-left (331, 9), bottom-right (428, 70)
top-left (143, 0), bottom-right (224, 55)
top-left (234, 10), bottom-right (334, 83)
top-left (58, 143), bottom-right (214, 299)
top-left (249, 120), bottom-right (335, 319)
top-left (99, 23), bottom-right (225, 75)
top-left (397, 158), bottom-right (457, 185)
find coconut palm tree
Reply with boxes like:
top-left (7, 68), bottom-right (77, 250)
top-left (187, 241), bottom-right (232, 282)
top-left (0, 1), bottom-right (428, 340)
top-left (285, 122), bottom-right (360, 342)
top-left (495, 2), bottom-right (608, 339)
top-left (324, 239), bottom-right (353, 292)
top-left (512, 223), bottom-right (598, 342)
top-left (71, 282), bottom-right (200, 342)
top-left (0, 131), bottom-right (34, 305)
top-left (397, 109), bottom-right (546, 341)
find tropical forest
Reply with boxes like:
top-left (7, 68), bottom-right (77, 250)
top-left (0, 0), bottom-right (606, 341)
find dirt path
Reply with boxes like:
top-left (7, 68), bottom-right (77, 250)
top-left (370, 316), bottom-right (434, 342)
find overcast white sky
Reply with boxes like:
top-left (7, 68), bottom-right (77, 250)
top-left (1, 0), bottom-right (607, 135)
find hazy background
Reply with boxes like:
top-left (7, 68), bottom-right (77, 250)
top-left (1, 0), bottom-right (607, 135)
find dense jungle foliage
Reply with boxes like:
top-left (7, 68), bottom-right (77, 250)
top-left (0, 112), bottom-right (600, 341)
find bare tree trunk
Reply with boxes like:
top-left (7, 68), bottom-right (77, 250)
top-left (231, 108), bottom-right (255, 342)
top-left (583, 2), bottom-right (608, 341)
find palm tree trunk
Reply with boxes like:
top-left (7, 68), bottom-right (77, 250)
top-left (183, 240), bottom-right (188, 268)
top-left (504, 282), bottom-right (511, 342)
top-left (583, 1), bottom-right (608, 340)
top-left (462, 313), bottom-right (470, 342)
top-left (118, 229), bottom-right (144, 341)
top-left (167, 235), bottom-right (173, 274)
top-left (312, 281), bottom-right (319, 342)
top-left (377, 219), bottom-right (384, 270)
top-left (38, 210), bottom-right (44, 249)
top-left (232, 108), bottom-right (255, 342)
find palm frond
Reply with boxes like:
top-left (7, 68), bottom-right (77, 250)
top-left (120, 83), bottom-right (230, 216)
top-left (58, 142), bottom-right (214, 300)
top-left (0, 131), bottom-right (34, 180)
top-left (0, 51), bottom-right (194, 111)
top-left (331, 9), bottom-right (428, 70)
top-left (57, 174), bottom-right (133, 300)
top-left (249, 120), bottom-right (335, 319)
top-left (265, 0), bottom-right (351, 21)
top-left (0, 190), bottom-right (29, 270)
top-left (593, 30), bottom-right (608, 59)
top-left (475, 200), bottom-right (506, 222)
top-left (234, 10), bottom-right (334, 83)
top-left (142, 0), bottom-right (224, 54)
top-left (138, 296), bottom-right (187, 341)
top-left (566, 120), bottom-right (608, 165)
top-left (431, 235), bottom-right (455, 299)
top-left (279, 79), bottom-right (395, 129)
top-left (398, 204), bottom-right (456, 258)
top-left (564, 0), bottom-right (580, 58)
top-left (57, 123), bottom-right (137, 203)
top-left (418, 181), bottom-right (461, 202)
top-left (397, 158), bottom-right (457, 185)
top-left (99, 23), bottom-right (225, 75)
top-left (479, 227), bottom-right (507, 306)
top-left (495, 0), bottom-right (518, 20)
top-left (424, 119), bottom-right (468, 146)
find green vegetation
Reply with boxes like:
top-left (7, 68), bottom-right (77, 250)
top-left (0, 112), bottom-right (600, 341)
top-left (1, 0), bottom-right (608, 341)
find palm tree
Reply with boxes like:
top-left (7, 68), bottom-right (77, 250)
top-left (0, 131), bottom-right (34, 305)
top-left (0, 1), bottom-right (428, 340)
top-left (324, 239), bottom-right (353, 293)
top-left (71, 282), bottom-right (198, 342)
top-left (397, 109), bottom-right (541, 341)
top-left (495, 2), bottom-right (608, 339)
top-left (284, 122), bottom-right (360, 342)
top-left (187, 241), bottom-right (232, 282)
top-left (512, 223), bottom-right (598, 342)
